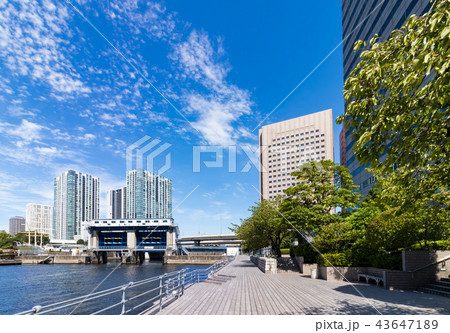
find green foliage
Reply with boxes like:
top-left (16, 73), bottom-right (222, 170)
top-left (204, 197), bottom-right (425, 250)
top-left (280, 248), bottom-right (290, 255)
top-left (230, 197), bottom-right (290, 257)
top-left (281, 160), bottom-right (360, 233)
top-left (0, 231), bottom-right (15, 249)
top-left (316, 252), bottom-right (353, 267)
top-left (371, 250), bottom-right (403, 271)
top-left (76, 239), bottom-right (87, 245)
top-left (290, 242), bottom-right (317, 263)
top-left (313, 221), bottom-right (362, 254)
top-left (410, 240), bottom-right (450, 250)
top-left (337, 0), bottom-right (450, 207)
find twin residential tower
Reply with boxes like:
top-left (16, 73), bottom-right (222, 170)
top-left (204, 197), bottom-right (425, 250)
top-left (107, 170), bottom-right (172, 219)
top-left (53, 169), bottom-right (172, 241)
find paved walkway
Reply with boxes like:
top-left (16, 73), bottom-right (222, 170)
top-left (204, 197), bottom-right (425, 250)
top-left (156, 255), bottom-right (450, 315)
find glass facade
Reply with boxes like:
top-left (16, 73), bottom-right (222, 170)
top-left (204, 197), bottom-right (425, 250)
top-left (54, 170), bottom-right (100, 240)
top-left (126, 169), bottom-right (172, 219)
top-left (341, 0), bottom-right (430, 197)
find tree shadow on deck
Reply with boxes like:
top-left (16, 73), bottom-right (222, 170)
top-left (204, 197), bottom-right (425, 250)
top-left (232, 262), bottom-right (257, 268)
top-left (278, 300), bottom-right (421, 315)
top-left (329, 284), bottom-right (450, 315)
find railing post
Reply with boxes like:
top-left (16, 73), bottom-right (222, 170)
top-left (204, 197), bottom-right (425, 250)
top-left (120, 287), bottom-right (127, 315)
top-left (32, 305), bottom-right (42, 315)
top-left (158, 275), bottom-right (164, 312)
top-left (177, 271), bottom-right (181, 298)
top-left (120, 282), bottom-right (133, 315)
top-left (181, 269), bottom-right (186, 296)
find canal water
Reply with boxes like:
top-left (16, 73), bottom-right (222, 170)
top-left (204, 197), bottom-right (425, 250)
top-left (0, 262), bottom-right (206, 315)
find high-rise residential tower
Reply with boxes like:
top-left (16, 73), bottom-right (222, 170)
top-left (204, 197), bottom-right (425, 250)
top-left (53, 170), bottom-right (100, 240)
top-left (107, 186), bottom-right (127, 219)
top-left (126, 169), bottom-right (172, 219)
top-left (26, 204), bottom-right (53, 236)
top-left (9, 216), bottom-right (26, 235)
top-left (259, 109), bottom-right (334, 200)
top-left (341, 0), bottom-right (431, 197)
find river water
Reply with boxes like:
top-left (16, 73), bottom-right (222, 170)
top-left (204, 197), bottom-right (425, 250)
top-left (0, 262), bottom-right (206, 315)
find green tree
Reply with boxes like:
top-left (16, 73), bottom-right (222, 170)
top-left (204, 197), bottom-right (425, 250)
top-left (367, 171), bottom-right (450, 248)
top-left (231, 197), bottom-right (290, 257)
top-left (76, 239), bottom-right (87, 245)
top-left (0, 231), bottom-right (15, 249)
top-left (281, 160), bottom-right (360, 233)
top-left (337, 0), bottom-right (450, 206)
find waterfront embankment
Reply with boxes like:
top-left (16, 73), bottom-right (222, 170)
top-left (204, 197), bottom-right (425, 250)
top-left (164, 252), bottom-right (228, 265)
top-left (20, 255), bottom-right (89, 264)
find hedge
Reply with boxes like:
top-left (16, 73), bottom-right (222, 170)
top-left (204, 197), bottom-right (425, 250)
top-left (316, 252), bottom-right (353, 267)
top-left (280, 248), bottom-right (290, 255)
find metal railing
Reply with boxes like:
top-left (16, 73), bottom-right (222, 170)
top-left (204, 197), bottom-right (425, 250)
top-left (16, 256), bottom-right (235, 315)
top-left (251, 246), bottom-right (272, 257)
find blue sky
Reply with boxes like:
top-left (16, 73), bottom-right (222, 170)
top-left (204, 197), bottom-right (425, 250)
top-left (0, 0), bottom-right (345, 236)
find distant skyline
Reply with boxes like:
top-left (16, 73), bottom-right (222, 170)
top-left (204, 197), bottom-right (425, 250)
top-left (0, 0), bottom-right (345, 235)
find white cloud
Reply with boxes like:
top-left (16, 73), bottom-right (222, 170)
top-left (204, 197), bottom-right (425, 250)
top-left (35, 146), bottom-right (59, 156)
top-left (0, 0), bottom-right (91, 96)
top-left (171, 30), bottom-right (254, 146)
top-left (99, 113), bottom-right (125, 127)
top-left (0, 119), bottom-right (44, 146)
top-left (105, 0), bottom-right (178, 41)
top-left (172, 30), bottom-right (229, 85)
top-left (76, 133), bottom-right (96, 144)
top-left (7, 105), bottom-right (37, 117)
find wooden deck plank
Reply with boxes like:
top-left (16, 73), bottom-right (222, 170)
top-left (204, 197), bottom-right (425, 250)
top-left (154, 255), bottom-right (450, 315)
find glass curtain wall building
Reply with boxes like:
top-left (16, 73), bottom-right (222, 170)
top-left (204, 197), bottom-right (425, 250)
top-left (341, 0), bottom-right (431, 197)
top-left (126, 169), bottom-right (172, 219)
top-left (107, 186), bottom-right (127, 219)
top-left (53, 170), bottom-right (100, 240)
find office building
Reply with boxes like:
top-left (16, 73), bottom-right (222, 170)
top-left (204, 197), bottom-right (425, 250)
top-left (9, 216), bottom-right (26, 235)
top-left (25, 204), bottom-right (53, 236)
top-left (259, 109), bottom-right (334, 200)
top-left (339, 126), bottom-right (347, 168)
top-left (107, 186), bottom-right (127, 219)
top-left (126, 169), bottom-right (172, 219)
top-left (54, 170), bottom-right (100, 240)
top-left (341, 0), bottom-right (431, 197)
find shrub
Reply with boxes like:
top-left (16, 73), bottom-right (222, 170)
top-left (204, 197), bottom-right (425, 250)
top-left (316, 252), bottom-right (353, 267)
top-left (280, 248), bottom-right (290, 255)
top-left (371, 250), bottom-right (402, 270)
top-left (410, 240), bottom-right (450, 250)
top-left (290, 243), bottom-right (317, 263)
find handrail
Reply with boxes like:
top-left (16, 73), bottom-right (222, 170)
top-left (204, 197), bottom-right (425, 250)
top-left (410, 254), bottom-right (450, 273)
top-left (16, 255), bottom-right (236, 315)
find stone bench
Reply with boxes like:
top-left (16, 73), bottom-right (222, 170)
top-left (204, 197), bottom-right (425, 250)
top-left (358, 273), bottom-right (384, 286)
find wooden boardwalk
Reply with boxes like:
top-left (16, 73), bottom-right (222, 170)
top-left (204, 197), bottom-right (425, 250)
top-left (155, 255), bottom-right (450, 315)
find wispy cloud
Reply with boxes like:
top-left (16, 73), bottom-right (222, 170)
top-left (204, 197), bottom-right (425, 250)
top-left (0, 0), bottom-right (91, 96)
top-left (0, 119), bottom-right (44, 146)
top-left (171, 30), bottom-right (253, 145)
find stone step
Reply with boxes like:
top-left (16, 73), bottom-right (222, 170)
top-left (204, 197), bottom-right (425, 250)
top-left (435, 281), bottom-right (450, 287)
top-left (422, 284), bottom-right (450, 293)
top-left (418, 287), bottom-right (450, 298)
top-left (276, 257), bottom-right (299, 272)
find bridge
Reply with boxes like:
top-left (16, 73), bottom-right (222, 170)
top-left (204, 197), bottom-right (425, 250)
top-left (177, 234), bottom-right (242, 246)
